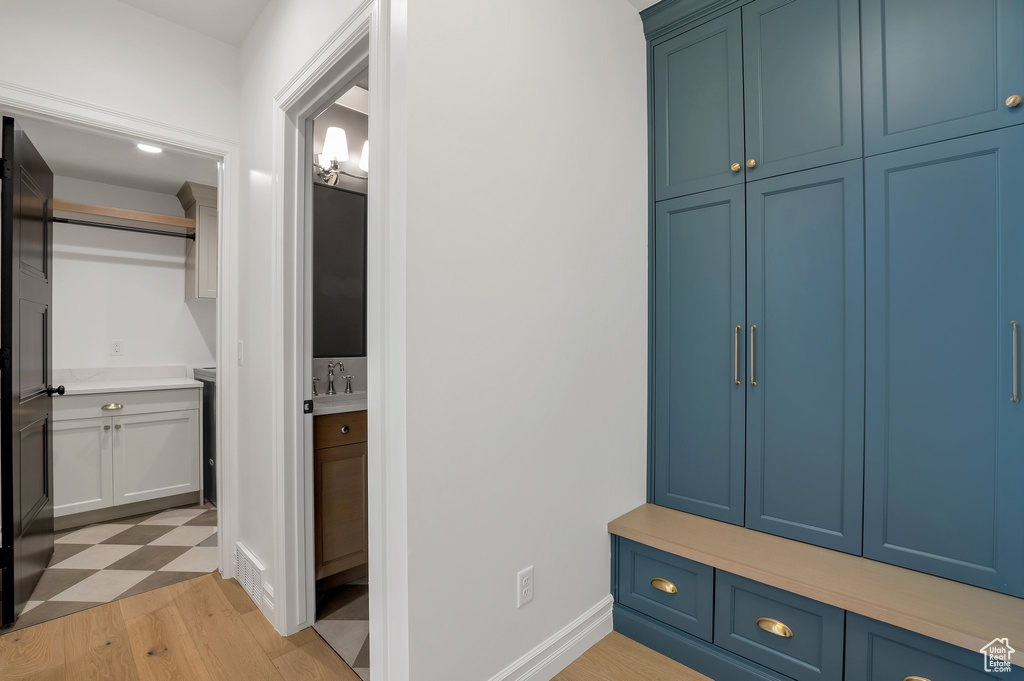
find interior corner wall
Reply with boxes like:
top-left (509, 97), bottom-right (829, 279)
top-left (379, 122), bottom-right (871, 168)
top-left (404, 2), bottom-right (648, 679)
top-left (0, 0), bottom-right (239, 143)
top-left (52, 176), bottom-right (216, 374)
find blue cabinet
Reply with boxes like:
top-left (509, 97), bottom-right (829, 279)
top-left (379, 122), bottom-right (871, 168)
top-left (745, 161), bottom-right (864, 554)
top-left (742, 0), bottom-right (862, 179)
top-left (653, 186), bottom-right (746, 524)
top-left (846, 613), bottom-right (1024, 680)
top-left (653, 10), bottom-right (744, 200)
top-left (863, 127), bottom-right (1024, 596)
top-left (861, 0), bottom-right (1024, 155)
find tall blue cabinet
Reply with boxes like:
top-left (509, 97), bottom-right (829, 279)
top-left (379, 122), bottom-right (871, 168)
top-left (647, 0), bottom-right (1024, 595)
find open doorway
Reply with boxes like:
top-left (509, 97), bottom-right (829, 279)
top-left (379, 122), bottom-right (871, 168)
top-left (307, 76), bottom-right (371, 681)
top-left (1, 114), bottom-right (223, 631)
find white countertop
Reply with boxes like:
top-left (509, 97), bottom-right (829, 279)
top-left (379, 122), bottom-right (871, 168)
top-left (62, 377), bottom-right (203, 395)
top-left (313, 392), bottom-right (368, 415)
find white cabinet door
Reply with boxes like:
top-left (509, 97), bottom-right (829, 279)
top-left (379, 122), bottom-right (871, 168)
top-left (54, 417), bottom-right (113, 516)
top-left (113, 410), bottom-right (200, 505)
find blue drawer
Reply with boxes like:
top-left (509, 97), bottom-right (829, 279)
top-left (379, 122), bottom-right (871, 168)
top-left (714, 571), bottom-right (844, 681)
top-left (616, 538), bottom-right (714, 641)
top-left (846, 613), bottom-right (1023, 680)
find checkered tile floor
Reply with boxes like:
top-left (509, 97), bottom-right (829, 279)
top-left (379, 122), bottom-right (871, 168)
top-left (314, 580), bottom-right (370, 681)
top-left (11, 504), bottom-right (217, 631)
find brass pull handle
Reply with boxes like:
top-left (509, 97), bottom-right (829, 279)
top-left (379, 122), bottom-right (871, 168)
top-left (1013, 321), bottom-right (1020, 403)
top-left (734, 325), bottom-right (742, 385)
top-left (101, 403), bottom-right (124, 410)
top-left (650, 577), bottom-right (678, 594)
top-left (103, 425), bottom-right (111, 431)
top-left (730, 162), bottom-right (742, 172)
top-left (341, 425), bottom-right (350, 434)
top-left (115, 423), bottom-right (122, 430)
top-left (746, 158), bottom-right (757, 168)
top-left (903, 677), bottom-right (932, 681)
top-left (755, 617), bottom-right (793, 638)
top-left (1007, 94), bottom-right (1022, 108)
top-left (749, 325), bottom-right (757, 387)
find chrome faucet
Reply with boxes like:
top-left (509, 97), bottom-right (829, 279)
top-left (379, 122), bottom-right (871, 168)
top-left (327, 361), bottom-right (344, 395)
top-left (342, 374), bottom-right (354, 394)
top-left (312, 376), bottom-right (319, 397)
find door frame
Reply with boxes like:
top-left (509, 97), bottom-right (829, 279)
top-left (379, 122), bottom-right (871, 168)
top-left (0, 88), bottom-right (239, 589)
top-left (272, 1), bottom-right (409, 679)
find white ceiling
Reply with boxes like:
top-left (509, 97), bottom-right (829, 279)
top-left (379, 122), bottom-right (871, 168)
top-left (115, 0), bottom-right (271, 46)
top-left (17, 116), bottom-right (219, 195)
top-left (628, 0), bottom-right (659, 10)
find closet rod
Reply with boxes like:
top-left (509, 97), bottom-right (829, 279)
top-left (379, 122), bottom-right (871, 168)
top-left (53, 216), bottom-right (196, 240)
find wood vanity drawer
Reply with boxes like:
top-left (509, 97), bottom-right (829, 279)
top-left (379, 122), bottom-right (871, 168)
top-left (617, 538), bottom-right (714, 641)
top-left (314, 410), bottom-right (367, 449)
top-left (54, 389), bottom-right (201, 421)
top-left (714, 571), bottom-right (844, 681)
top-left (845, 613), bottom-right (1023, 680)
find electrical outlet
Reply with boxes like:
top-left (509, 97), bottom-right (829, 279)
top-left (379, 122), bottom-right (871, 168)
top-left (110, 339), bottom-right (123, 356)
top-left (517, 566), bottom-right (534, 608)
top-left (237, 340), bottom-right (244, 366)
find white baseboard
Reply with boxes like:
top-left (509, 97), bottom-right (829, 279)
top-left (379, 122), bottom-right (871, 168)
top-left (489, 595), bottom-right (614, 681)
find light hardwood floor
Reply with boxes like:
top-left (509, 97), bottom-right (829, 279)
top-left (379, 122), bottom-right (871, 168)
top-left (0, 573), bottom-right (360, 681)
top-left (554, 632), bottom-right (709, 681)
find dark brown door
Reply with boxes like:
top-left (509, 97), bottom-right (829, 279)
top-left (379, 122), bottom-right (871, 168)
top-left (1, 116), bottom-right (56, 626)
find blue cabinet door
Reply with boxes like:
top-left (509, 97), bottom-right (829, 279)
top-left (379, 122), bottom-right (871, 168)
top-left (742, 0), bottom-right (862, 180)
top-left (745, 161), bottom-right (864, 553)
top-left (654, 186), bottom-right (746, 524)
top-left (861, 0), bottom-right (1024, 156)
top-left (864, 128), bottom-right (1024, 596)
top-left (653, 10), bottom-right (745, 200)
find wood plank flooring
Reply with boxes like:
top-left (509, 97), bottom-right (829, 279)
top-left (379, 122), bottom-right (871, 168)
top-left (0, 573), bottom-right (360, 681)
top-left (554, 632), bottom-right (710, 681)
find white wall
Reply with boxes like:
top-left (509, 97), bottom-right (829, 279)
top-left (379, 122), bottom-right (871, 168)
top-left (403, 2), bottom-right (648, 678)
top-left (52, 176), bottom-right (216, 374)
top-left (0, 0), bottom-right (239, 143)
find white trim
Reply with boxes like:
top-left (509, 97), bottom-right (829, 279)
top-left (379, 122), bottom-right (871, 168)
top-left (272, 2), bottom-right (409, 681)
top-left (0, 88), bottom-right (239, 585)
top-left (489, 597), bottom-right (615, 681)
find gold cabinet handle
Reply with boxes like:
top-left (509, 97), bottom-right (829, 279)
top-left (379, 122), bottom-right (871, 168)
top-left (734, 325), bottom-right (742, 385)
top-left (101, 403), bottom-right (124, 410)
top-left (1007, 94), bottom-right (1022, 108)
top-left (903, 677), bottom-right (932, 681)
top-left (103, 424), bottom-right (111, 431)
top-left (755, 617), bottom-right (792, 638)
top-left (749, 325), bottom-right (757, 387)
top-left (650, 577), bottom-right (678, 594)
top-left (115, 423), bottom-right (122, 430)
top-left (746, 158), bottom-right (757, 168)
top-left (1013, 321), bottom-right (1020, 403)
top-left (730, 162), bottom-right (742, 172)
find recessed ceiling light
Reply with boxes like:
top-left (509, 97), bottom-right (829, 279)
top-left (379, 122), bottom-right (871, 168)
top-left (137, 143), bottom-right (163, 154)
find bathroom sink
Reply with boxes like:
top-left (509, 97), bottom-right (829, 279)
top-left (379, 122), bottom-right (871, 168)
top-left (312, 391), bottom-right (367, 415)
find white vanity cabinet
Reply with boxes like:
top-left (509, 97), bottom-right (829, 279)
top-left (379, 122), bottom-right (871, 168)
top-left (53, 387), bottom-right (201, 518)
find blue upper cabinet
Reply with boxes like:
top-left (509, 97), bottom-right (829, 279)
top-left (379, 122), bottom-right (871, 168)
top-left (742, 0), bottom-right (862, 180)
top-left (653, 10), bottom-right (745, 201)
top-left (653, 185), bottom-right (746, 525)
top-left (863, 127), bottom-right (1024, 596)
top-left (745, 161), bottom-right (864, 554)
top-left (861, 0), bottom-right (1024, 156)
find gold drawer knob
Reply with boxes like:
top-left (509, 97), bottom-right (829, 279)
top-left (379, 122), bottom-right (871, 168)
top-left (1007, 94), bottom-right (1022, 108)
top-left (903, 677), bottom-right (932, 681)
top-left (101, 403), bottom-right (124, 411)
top-left (730, 162), bottom-right (742, 172)
top-left (756, 617), bottom-right (793, 638)
top-left (746, 158), bottom-right (757, 168)
top-left (650, 577), bottom-right (678, 594)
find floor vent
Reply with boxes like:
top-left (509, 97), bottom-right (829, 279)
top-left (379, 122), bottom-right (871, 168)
top-left (235, 541), bottom-right (266, 608)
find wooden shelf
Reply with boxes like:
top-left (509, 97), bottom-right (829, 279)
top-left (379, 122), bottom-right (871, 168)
top-left (54, 199), bottom-right (195, 230)
top-left (610, 504), bottom-right (1024, 654)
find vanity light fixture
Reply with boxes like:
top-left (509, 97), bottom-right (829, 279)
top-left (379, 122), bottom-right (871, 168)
top-left (359, 140), bottom-right (369, 172)
top-left (137, 143), bottom-right (163, 153)
top-left (314, 126), bottom-right (368, 184)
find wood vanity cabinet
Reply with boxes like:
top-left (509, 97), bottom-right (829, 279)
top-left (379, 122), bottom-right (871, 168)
top-left (314, 410), bottom-right (368, 580)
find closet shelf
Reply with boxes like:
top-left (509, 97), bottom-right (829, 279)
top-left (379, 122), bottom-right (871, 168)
top-left (53, 199), bottom-right (195, 230)
top-left (609, 503), bottom-right (1024, 655)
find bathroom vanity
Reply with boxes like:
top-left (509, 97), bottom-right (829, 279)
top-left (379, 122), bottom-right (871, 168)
top-left (314, 402), bottom-right (368, 580)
